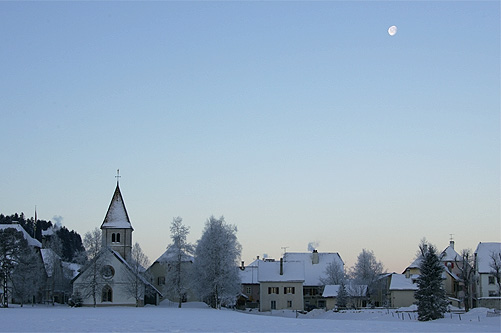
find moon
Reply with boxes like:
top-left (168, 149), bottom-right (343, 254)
top-left (388, 25), bottom-right (397, 36)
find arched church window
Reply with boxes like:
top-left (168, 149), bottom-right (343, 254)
top-left (102, 285), bottom-right (112, 302)
top-left (112, 233), bottom-right (116, 242)
top-left (116, 233), bottom-right (121, 243)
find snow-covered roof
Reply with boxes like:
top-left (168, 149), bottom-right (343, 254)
top-left (475, 242), bottom-right (501, 274)
top-left (100, 184), bottom-right (134, 230)
top-left (153, 246), bottom-right (194, 264)
top-left (258, 260), bottom-right (304, 282)
top-left (0, 224), bottom-right (42, 248)
top-left (441, 243), bottom-right (460, 262)
top-left (240, 265), bottom-right (259, 284)
top-left (62, 261), bottom-right (82, 279)
top-left (322, 284), bottom-right (368, 297)
top-left (41, 248), bottom-right (61, 277)
top-left (283, 252), bottom-right (344, 286)
top-left (389, 274), bottom-right (418, 291)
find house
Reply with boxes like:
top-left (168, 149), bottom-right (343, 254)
top-left (388, 274), bottom-right (418, 308)
top-left (40, 248), bottom-right (67, 304)
top-left (400, 240), bottom-right (466, 308)
top-left (474, 242), bottom-right (501, 309)
top-left (283, 250), bottom-right (344, 310)
top-left (72, 182), bottom-right (161, 306)
top-left (238, 259), bottom-right (260, 309)
top-left (258, 258), bottom-right (304, 311)
top-left (322, 283), bottom-right (368, 310)
top-left (147, 246), bottom-right (197, 303)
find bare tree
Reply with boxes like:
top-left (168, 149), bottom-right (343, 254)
top-left (454, 249), bottom-right (475, 311)
top-left (165, 217), bottom-right (194, 308)
top-left (320, 261), bottom-right (346, 285)
top-left (489, 251), bottom-right (501, 296)
top-left (123, 242), bottom-right (150, 307)
top-left (77, 228), bottom-right (105, 307)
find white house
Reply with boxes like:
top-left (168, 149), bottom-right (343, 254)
top-left (258, 258), bottom-right (304, 312)
top-left (474, 242), bottom-right (501, 309)
top-left (284, 250), bottom-right (344, 309)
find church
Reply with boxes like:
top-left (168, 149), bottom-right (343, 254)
top-left (72, 180), bottom-right (161, 306)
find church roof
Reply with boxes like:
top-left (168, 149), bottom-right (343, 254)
top-left (101, 184), bottom-right (134, 230)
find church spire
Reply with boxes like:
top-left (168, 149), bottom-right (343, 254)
top-left (101, 181), bottom-right (133, 230)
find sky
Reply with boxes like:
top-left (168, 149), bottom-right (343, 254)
top-left (1, 1), bottom-right (499, 273)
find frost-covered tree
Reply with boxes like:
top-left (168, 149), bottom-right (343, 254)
top-left (124, 242), bottom-right (150, 307)
top-left (415, 242), bottom-right (448, 321)
top-left (0, 228), bottom-right (34, 307)
top-left (165, 217), bottom-right (194, 308)
top-left (193, 216), bottom-right (242, 309)
top-left (454, 249), bottom-right (475, 311)
top-left (489, 251), bottom-right (501, 296)
top-left (350, 249), bottom-right (384, 286)
top-left (78, 228), bottom-right (105, 307)
top-left (320, 261), bottom-right (346, 285)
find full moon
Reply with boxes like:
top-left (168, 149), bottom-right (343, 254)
top-left (388, 25), bottom-right (397, 36)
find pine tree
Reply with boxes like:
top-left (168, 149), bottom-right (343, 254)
top-left (336, 282), bottom-right (349, 309)
top-left (415, 242), bottom-right (448, 321)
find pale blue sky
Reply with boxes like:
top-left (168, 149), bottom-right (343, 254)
top-left (1, 1), bottom-right (499, 272)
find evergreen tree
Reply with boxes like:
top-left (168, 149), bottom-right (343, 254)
top-left (415, 242), bottom-right (448, 321)
top-left (336, 282), bottom-right (348, 309)
top-left (0, 228), bottom-right (34, 307)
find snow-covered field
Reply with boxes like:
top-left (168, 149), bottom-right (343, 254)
top-left (1, 302), bottom-right (500, 332)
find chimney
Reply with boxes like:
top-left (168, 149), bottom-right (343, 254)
top-left (280, 258), bottom-right (283, 275)
top-left (241, 261), bottom-right (245, 270)
top-left (257, 255), bottom-right (260, 261)
top-left (312, 249), bottom-right (319, 264)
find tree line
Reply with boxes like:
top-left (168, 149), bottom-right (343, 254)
top-left (0, 213), bottom-right (85, 263)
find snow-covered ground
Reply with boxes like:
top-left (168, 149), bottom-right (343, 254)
top-left (1, 302), bottom-right (500, 332)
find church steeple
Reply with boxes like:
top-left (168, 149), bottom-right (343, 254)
top-left (101, 175), bottom-right (133, 261)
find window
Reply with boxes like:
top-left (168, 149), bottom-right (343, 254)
top-left (287, 300), bottom-right (292, 308)
top-left (489, 290), bottom-right (498, 297)
top-left (158, 276), bottom-right (165, 285)
top-left (116, 233), bottom-right (121, 243)
top-left (246, 287), bottom-right (252, 294)
top-left (112, 233), bottom-right (116, 242)
top-left (102, 285), bottom-right (113, 302)
top-left (271, 300), bottom-right (276, 310)
top-left (101, 265), bottom-right (115, 279)
top-left (489, 276), bottom-right (495, 285)
top-left (268, 287), bottom-right (279, 294)
top-left (284, 287), bottom-right (295, 294)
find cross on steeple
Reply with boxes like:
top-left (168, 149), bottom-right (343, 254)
top-left (116, 169), bottom-right (121, 185)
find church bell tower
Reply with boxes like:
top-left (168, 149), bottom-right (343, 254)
top-left (100, 170), bottom-right (134, 261)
